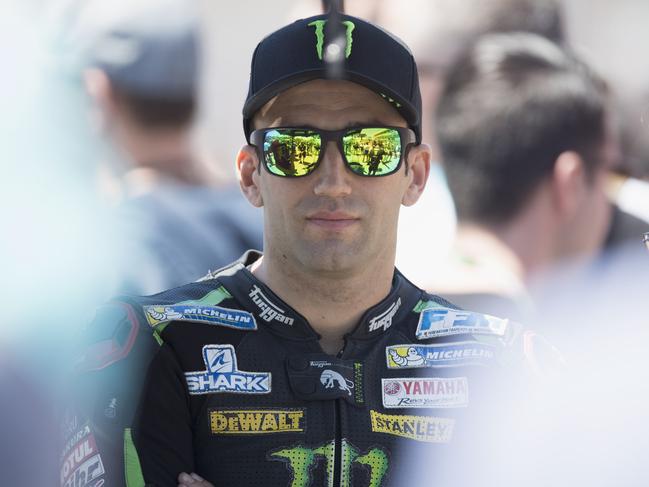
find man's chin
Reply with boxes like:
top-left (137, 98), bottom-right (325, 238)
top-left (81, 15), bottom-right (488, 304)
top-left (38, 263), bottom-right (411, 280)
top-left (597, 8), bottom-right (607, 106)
top-left (299, 243), bottom-right (363, 275)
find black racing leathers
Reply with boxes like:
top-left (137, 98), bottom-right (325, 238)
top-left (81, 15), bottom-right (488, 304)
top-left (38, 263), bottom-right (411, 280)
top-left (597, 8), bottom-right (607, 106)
top-left (61, 251), bottom-right (535, 487)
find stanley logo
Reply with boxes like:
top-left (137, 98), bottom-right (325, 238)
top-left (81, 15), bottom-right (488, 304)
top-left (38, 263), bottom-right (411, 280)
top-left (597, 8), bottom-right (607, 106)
top-left (370, 409), bottom-right (455, 443)
top-left (210, 409), bottom-right (306, 435)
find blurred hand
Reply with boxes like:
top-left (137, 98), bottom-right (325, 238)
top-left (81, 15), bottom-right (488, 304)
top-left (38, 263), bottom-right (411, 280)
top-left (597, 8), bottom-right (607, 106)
top-left (178, 472), bottom-right (214, 487)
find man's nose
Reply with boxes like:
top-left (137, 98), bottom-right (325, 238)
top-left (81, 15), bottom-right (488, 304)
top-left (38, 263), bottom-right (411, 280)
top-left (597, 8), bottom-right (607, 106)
top-left (313, 141), bottom-right (353, 197)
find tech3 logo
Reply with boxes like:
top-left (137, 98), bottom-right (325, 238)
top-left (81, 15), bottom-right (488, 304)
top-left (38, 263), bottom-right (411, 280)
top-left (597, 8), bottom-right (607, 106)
top-left (269, 439), bottom-right (388, 487)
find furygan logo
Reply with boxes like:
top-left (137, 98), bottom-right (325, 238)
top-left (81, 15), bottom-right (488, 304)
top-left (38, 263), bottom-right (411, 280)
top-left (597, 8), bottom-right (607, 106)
top-left (248, 285), bottom-right (295, 325)
top-left (368, 297), bottom-right (401, 332)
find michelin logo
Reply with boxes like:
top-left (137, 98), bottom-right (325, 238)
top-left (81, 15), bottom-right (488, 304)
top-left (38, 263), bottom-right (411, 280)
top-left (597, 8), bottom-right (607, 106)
top-left (368, 297), bottom-right (401, 332)
top-left (185, 344), bottom-right (271, 395)
top-left (249, 285), bottom-right (295, 325)
top-left (144, 305), bottom-right (257, 330)
top-left (416, 308), bottom-right (508, 340)
top-left (386, 342), bottom-right (496, 369)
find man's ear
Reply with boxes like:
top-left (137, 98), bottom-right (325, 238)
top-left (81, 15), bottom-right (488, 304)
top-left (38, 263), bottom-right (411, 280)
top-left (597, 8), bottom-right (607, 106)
top-left (551, 151), bottom-right (587, 219)
top-left (237, 145), bottom-right (263, 207)
top-left (402, 143), bottom-right (431, 206)
top-left (83, 68), bottom-right (117, 124)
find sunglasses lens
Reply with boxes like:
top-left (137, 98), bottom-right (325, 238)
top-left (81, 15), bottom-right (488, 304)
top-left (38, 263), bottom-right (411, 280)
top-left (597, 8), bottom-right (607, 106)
top-left (263, 129), bottom-right (321, 177)
top-left (343, 128), bottom-right (402, 176)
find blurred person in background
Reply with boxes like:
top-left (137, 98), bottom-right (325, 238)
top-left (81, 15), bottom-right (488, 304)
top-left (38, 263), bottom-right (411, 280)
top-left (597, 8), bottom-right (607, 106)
top-left (561, 0), bottom-right (649, 226)
top-left (74, 0), bottom-right (263, 295)
top-left (429, 32), bottom-right (619, 321)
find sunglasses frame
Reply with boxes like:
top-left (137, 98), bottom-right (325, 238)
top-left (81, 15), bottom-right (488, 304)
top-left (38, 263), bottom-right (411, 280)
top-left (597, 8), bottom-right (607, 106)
top-left (250, 126), bottom-right (417, 178)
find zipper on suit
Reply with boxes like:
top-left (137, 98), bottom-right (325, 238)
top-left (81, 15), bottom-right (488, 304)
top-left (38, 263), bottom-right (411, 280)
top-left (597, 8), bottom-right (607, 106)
top-left (332, 337), bottom-right (349, 487)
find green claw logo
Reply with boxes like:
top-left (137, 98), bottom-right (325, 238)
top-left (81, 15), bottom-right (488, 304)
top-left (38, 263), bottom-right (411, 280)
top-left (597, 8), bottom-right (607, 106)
top-left (307, 20), bottom-right (356, 60)
top-left (270, 439), bottom-right (388, 487)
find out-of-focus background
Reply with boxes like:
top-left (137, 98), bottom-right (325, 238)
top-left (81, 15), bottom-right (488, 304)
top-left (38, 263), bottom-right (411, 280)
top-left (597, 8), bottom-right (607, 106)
top-left (4, 0), bottom-right (649, 330)
top-left (2, 0), bottom-right (649, 485)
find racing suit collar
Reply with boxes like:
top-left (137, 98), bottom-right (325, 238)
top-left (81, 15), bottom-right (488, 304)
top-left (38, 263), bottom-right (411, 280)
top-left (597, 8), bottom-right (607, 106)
top-left (216, 251), bottom-right (422, 342)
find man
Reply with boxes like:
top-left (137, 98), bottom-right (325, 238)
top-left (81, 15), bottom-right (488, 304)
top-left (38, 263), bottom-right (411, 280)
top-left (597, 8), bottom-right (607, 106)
top-left (63, 13), bottom-right (542, 487)
top-left (78, 0), bottom-right (262, 295)
top-left (421, 32), bottom-right (627, 321)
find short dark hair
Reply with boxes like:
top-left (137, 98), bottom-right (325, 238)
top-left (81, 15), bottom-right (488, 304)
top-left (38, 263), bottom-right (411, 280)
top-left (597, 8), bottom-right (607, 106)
top-left (112, 85), bottom-right (195, 129)
top-left (436, 32), bottom-right (608, 225)
top-left (482, 0), bottom-right (565, 45)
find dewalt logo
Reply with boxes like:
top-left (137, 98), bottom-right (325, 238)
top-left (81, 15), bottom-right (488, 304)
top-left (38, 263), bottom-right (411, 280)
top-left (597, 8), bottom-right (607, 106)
top-left (209, 408), bottom-right (306, 435)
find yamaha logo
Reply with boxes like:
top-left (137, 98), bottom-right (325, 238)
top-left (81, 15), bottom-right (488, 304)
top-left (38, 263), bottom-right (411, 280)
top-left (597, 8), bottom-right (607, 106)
top-left (383, 380), bottom-right (401, 395)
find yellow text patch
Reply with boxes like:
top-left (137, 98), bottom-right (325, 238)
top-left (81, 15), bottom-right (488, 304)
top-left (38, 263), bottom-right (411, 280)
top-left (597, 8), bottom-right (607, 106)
top-left (370, 410), bottom-right (454, 443)
top-left (209, 408), bottom-right (306, 435)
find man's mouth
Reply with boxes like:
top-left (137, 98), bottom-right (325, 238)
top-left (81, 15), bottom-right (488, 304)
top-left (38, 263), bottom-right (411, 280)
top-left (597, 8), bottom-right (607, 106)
top-left (306, 211), bottom-right (360, 230)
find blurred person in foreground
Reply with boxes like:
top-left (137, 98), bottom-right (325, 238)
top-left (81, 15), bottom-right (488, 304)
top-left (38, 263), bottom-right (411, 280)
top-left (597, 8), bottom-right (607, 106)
top-left (64, 11), bottom-right (549, 487)
top-left (77, 0), bottom-right (262, 295)
top-left (0, 1), bottom-right (114, 485)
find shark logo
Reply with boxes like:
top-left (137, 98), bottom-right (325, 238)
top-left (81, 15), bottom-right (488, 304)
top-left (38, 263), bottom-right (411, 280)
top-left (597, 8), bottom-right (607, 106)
top-left (185, 345), bottom-right (271, 395)
top-left (206, 347), bottom-right (234, 373)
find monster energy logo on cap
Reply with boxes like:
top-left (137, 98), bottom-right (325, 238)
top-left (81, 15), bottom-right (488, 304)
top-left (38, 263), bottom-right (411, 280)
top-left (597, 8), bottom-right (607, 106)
top-left (308, 20), bottom-right (355, 60)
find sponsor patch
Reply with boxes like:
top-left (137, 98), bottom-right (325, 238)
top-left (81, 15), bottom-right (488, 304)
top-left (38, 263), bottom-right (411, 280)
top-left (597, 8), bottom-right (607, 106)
top-left (61, 424), bottom-right (91, 461)
top-left (370, 410), bottom-right (454, 443)
top-left (368, 297), bottom-right (401, 332)
top-left (61, 428), bottom-right (99, 485)
top-left (382, 377), bottom-right (469, 408)
top-left (416, 308), bottom-right (508, 340)
top-left (185, 344), bottom-right (271, 395)
top-left (61, 439), bottom-right (105, 487)
top-left (286, 356), bottom-right (364, 405)
top-left (320, 369), bottom-right (354, 396)
top-left (209, 408), bottom-right (306, 435)
top-left (144, 304), bottom-right (257, 330)
top-left (386, 341), bottom-right (496, 369)
top-left (270, 438), bottom-right (389, 487)
top-left (248, 285), bottom-right (295, 325)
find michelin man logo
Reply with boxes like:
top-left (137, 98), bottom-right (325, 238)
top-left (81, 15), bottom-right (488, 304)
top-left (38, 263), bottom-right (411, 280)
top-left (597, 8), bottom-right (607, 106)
top-left (146, 306), bottom-right (183, 323)
top-left (185, 345), bottom-right (271, 395)
top-left (320, 369), bottom-right (354, 396)
top-left (388, 347), bottom-right (425, 367)
top-left (386, 342), bottom-right (497, 369)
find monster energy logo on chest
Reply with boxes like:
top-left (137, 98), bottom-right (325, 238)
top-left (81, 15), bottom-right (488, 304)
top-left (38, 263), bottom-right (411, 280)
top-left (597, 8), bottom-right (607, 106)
top-left (308, 20), bottom-right (356, 60)
top-left (270, 439), bottom-right (388, 487)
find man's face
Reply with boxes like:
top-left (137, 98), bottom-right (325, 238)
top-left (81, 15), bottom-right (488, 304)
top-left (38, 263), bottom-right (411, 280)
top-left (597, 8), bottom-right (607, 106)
top-left (246, 79), bottom-right (427, 275)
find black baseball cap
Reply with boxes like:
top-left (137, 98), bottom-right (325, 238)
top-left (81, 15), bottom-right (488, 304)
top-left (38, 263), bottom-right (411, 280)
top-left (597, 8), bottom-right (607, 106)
top-left (242, 14), bottom-right (422, 143)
